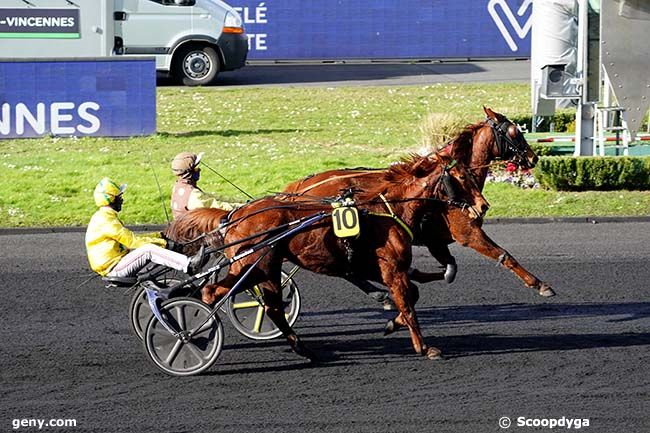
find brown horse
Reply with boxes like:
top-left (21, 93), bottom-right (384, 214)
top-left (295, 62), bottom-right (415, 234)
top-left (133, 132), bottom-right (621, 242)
top-left (195, 153), bottom-right (489, 360)
top-left (281, 107), bottom-right (554, 298)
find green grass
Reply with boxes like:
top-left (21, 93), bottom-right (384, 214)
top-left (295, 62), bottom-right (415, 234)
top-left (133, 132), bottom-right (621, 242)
top-left (1, 84), bottom-right (648, 227)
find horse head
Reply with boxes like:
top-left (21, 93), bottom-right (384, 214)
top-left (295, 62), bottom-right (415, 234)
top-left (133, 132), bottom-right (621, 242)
top-left (483, 106), bottom-right (538, 169)
top-left (163, 207), bottom-right (228, 254)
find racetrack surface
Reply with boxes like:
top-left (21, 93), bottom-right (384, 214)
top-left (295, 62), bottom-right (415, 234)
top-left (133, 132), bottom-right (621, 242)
top-left (1, 221), bottom-right (649, 433)
top-left (157, 60), bottom-right (531, 88)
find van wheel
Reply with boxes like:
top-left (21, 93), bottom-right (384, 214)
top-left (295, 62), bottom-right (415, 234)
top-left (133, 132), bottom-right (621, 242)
top-left (173, 45), bottom-right (220, 86)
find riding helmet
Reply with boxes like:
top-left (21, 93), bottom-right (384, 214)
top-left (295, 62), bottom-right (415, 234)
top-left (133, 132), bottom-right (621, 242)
top-left (93, 177), bottom-right (127, 207)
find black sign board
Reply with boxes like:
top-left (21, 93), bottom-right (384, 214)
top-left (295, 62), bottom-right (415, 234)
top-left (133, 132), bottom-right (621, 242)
top-left (0, 8), bottom-right (80, 39)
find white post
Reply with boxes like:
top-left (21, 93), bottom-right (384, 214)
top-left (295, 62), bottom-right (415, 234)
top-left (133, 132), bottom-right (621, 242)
top-left (574, 0), bottom-right (594, 156)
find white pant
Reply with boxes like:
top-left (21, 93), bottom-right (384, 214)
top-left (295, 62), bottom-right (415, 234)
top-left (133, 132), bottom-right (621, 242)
top-left (107, 244), bottom-right (189, 278)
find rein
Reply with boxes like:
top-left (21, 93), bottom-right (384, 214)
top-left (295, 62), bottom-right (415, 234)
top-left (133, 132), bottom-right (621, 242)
top-left (292, 170), bottom-right (379, 195)
top-left (367, 194), bottom-right (415, 241)
top-left (469, 160), bottom-right (507, 170)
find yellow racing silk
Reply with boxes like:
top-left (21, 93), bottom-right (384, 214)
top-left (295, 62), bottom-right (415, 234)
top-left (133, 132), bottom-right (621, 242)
top-left (85, 207), bottom-right (166, 276)
top-left (187, 188), bottom-right (237, 212)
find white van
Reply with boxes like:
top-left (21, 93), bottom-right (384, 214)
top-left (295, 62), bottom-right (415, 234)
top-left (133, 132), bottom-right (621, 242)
top-left (0, 0), bottom-right (248, 86)
top-left (115, 0), bottom-right (248, 85)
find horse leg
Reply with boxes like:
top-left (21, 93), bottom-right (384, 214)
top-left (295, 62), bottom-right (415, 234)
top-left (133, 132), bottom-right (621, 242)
top-left (413, 215), bottom-right (457, 284)
top-left (262, 282), bottom-right (318, 361)
top-left (384, 271), bottom-right (441, 359)
top-left (450, 223), bottom-right (555, 297)
top-left (384, 282), bottom-right (419, 335)
top-left (201, 273), bottom-right (238, 305)
top-left (345, 277), bottom-right (395, 310)
top-left (409, 243), bottom-right (457, 284)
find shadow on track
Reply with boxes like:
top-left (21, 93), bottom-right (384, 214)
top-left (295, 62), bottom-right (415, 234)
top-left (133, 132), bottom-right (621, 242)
top-left (156, 62), bottom-right (492, 87)
top-left (213, 302), bottom-right (650, 368)
top-left (300, 302), bottom-right (650, 325)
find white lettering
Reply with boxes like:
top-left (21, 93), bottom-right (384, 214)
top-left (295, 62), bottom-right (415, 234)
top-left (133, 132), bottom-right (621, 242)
top-left (233, 4), bottom-right (267, 24)
top-left (246, 34), bottom-right (267, 51)
top-left (37, 419), bottom-right (44, 429)
top-left (255, 33), bottom-right (267, 50)
top-left (50, 102), bottom-right (75, 134)
top-left (4, 15), bottom-right (75, 28)
top-left (0, 103), bottom-right (10, 135)
top-left (1, 101), bottom-right (102, 136)
top-left (255, 2), bottom-right (267, 23)
top-left (77, 102), bottom-right (101, 134)
top-left (16, 102), bottom-right (45, 135)
top-left (516, 417), bottom-right (590, 429)
top-left (242, 7), bottom-right (254, 24)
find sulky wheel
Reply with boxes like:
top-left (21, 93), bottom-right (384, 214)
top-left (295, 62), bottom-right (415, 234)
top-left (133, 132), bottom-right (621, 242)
top-left (129, 286), bottom-right (150, 341)
top-left (143, 297), bottom-right (224, 377)
top-left (226, 269), bottom-right (301, 340)
top-left (128, 270), bottom-right (202, 340)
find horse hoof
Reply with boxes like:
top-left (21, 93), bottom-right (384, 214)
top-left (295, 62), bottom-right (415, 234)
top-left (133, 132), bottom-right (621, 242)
top-left (444, 263), bottom-right (457, 284)
top-left (384, 319), bottom-right (396, 336)
top-left (382, 298), bottom-right (396, 311)
top-left (539, 288), bottom-right (555, 297)
top-left (538, 283), bottom-right (555, 297)
top-left (293, 340), bottom-right (318, 361)
top-left (425, 347), bottom-right (443, 360)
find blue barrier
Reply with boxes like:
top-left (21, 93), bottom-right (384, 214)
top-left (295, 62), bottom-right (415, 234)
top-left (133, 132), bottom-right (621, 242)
top-left (0, 58), bottom-right (156, 138)
top-left (233, 0), bottom-right (532, 60)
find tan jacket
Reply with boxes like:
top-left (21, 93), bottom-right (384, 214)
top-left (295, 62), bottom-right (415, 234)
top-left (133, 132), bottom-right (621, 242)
top-left (171, 179), bottom-right (237, 219)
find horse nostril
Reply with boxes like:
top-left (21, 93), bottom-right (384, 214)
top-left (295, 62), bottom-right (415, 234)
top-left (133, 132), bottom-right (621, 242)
top-left (481, 203), bottom-right (490, 215)
top-left (532, 155), bottom-right (539, 166)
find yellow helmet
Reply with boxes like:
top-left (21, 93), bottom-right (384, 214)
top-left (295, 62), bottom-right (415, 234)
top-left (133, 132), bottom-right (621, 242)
top-left (93, 177), bottom-right (127, 207)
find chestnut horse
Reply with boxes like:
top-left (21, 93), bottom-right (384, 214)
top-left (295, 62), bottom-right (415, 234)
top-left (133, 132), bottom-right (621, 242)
top-left (193, 153), bottom-right (489, 360)
top-left (281, 107), bottom-right (555, 298)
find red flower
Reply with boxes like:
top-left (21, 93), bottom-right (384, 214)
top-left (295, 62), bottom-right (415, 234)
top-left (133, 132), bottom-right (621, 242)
top-left (505, 162), bottom-right (517, 173)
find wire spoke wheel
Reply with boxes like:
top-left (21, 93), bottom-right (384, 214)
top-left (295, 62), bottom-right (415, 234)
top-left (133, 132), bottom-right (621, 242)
top-left (226, 270), bottom-right (301, 340)
top-left (144, 297), bottom-right (223, 377)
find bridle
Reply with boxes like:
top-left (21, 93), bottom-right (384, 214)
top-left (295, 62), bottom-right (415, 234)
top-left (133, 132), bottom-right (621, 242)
top-left (434, 159), bottom-right (479, 211)
top-left (486, 117), bottom-right (531, 168)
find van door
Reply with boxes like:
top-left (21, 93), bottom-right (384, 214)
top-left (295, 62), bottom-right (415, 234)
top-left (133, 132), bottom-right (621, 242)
top-left (115, 0), bottom-right (194, 59)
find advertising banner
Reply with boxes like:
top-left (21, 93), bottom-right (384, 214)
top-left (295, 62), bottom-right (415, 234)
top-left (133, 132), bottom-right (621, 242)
top-left (0, 8), bottom-right (80, 39)
top-left (233, 0), bottom-right (532, 60)
top-left (0, 59), bottom-right (156, 139)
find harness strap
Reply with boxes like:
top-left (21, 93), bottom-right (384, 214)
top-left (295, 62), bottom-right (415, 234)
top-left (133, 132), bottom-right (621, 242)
top-left (294, 170), bottom-right (378, 195)
top-left (368, 193), bottom-right (414, 241)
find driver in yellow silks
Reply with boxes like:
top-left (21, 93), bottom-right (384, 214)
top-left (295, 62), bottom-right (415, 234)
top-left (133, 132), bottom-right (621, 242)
top-left (86, 177), bottom-right (206, 278)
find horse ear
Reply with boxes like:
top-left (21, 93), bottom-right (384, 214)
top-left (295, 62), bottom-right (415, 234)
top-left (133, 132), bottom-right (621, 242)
top-left (411, 155), bottom-right (426, 176)
top-left (483, 106), bottom-right (497, 121)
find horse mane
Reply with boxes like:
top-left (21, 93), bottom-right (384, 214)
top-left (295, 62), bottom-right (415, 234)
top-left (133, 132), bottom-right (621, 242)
top-left (164, 207), bottom-right (227, 243)
top-left (381, 152), bottom-right (449, 186)
top-left (447, 122), bottom-right (486, 165)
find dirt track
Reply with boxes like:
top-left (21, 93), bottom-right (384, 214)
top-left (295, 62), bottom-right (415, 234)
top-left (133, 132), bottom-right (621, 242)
top-left (1, 221), bottom-right (649, 433)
